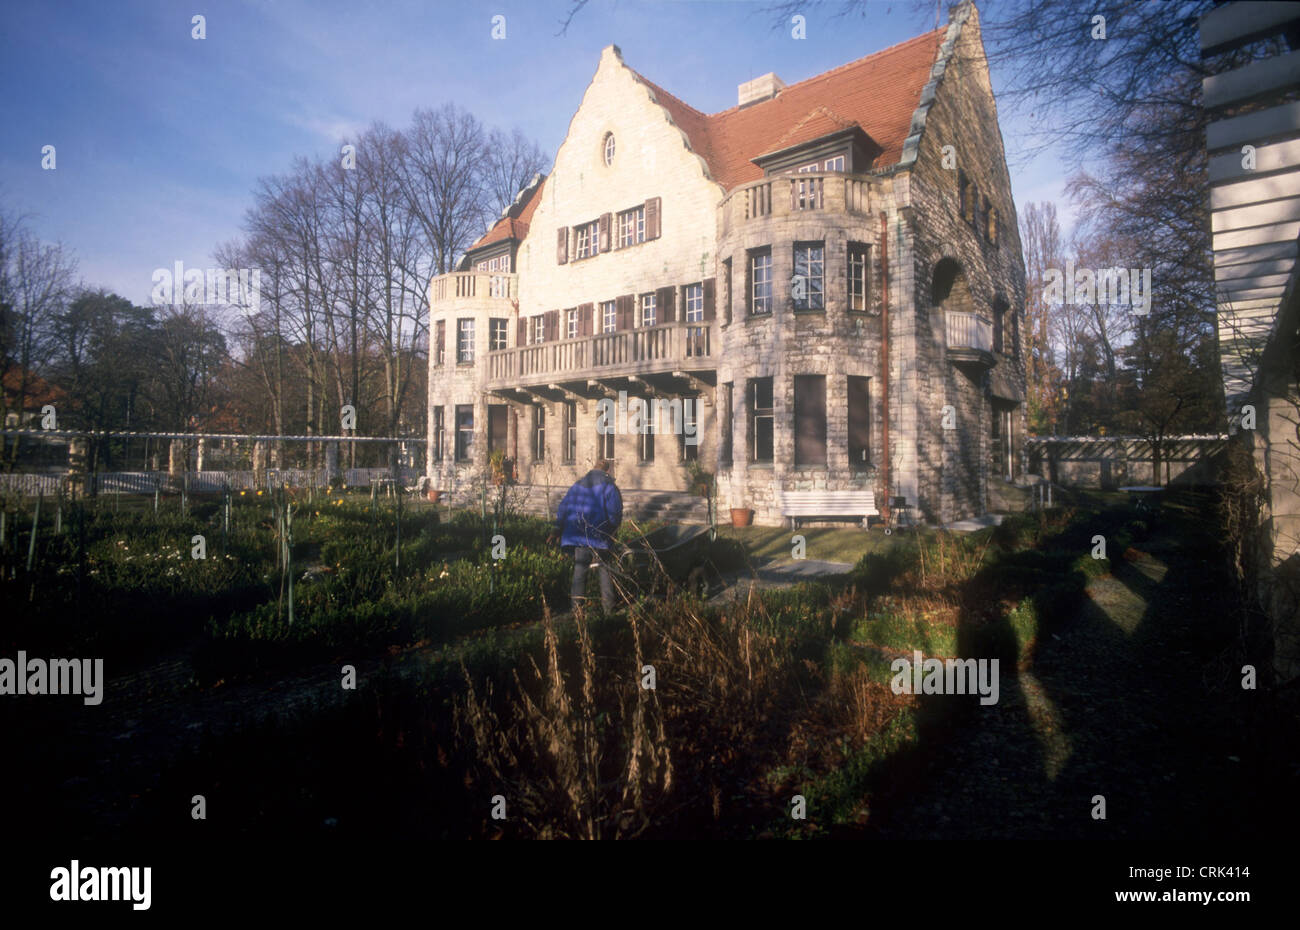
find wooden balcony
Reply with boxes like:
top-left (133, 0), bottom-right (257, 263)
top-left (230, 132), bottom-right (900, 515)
top-left (720, 171), bottom-right (879, 236)
top-left (945, 311), bottom-right (995, 367)
top-left (428, 270), bottom-right (518, 311)
top-left (485, 321), bottom-right (716, 389)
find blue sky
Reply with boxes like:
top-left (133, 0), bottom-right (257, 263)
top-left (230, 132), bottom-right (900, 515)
top-left (0, 0), bottom-right (1077, 305)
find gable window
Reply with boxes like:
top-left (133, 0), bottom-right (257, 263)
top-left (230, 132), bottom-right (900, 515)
top-left (574, 220), bottom-right (599, 259)
top-left (749, 377), bottom-right (774, 463)
top-left (793, 375), bottom-right (827, 465)
top-left (564, 401), bottom-right (577, 463)
top-left (617, 206), bottom-right (645, 248)
top-left (457, 318), bottom-right (475, 364)
top-left (476, 253), bottom-right (509, 273)
top-left (824, 154), bottom-right (845, 172)
top-left (455, 404), bottom-right (474, 462)
top-left (603, 132), bottom-right (616, 166)
top-left (640, 293), bottom-right (657, 328)
top-left (792, 243), bottom-right (824, 311)
top-left (684, 283), bottom-right (704, 322)
top-left (749, 248), bottom-right (772, 315)
top-left (601, 300), bottom-right (617, 333)
top-left (489, 318), bottom-right (507, 352)
top-left (566, 308), bottom-right (579, 339)
top-left (848, 243), bottom-right (872, 313)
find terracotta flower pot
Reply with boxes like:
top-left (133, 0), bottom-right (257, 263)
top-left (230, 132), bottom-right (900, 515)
top-left (730, 507), bottom-right (754, 527)
top-left (427, 489), bottom-right (443, 503)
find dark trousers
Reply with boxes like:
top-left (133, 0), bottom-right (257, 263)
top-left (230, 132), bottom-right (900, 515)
top-left (571, 546), bottom-right (615, 612)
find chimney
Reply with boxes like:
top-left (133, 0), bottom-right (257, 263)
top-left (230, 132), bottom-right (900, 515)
top-left (738, 72), bottom-right (785, 107)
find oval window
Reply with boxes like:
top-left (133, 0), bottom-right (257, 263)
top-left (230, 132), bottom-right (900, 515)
top-left (603, 132), bottom-right (615, 166)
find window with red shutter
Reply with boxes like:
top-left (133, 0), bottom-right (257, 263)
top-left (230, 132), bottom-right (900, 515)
top-left (645, 197), bottom-right (661, 240)
top-left (656, 285), bottom-right (675, 322)
top-left (616, 294), bottom-right (634, 331)
top-left (598, 213), bottom-right (611, 253)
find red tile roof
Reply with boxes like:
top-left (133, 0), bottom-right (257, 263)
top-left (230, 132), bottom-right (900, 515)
top-left (469, 176), bottom-right (546, 252)
top-left (635, 29), bottom-right (945, 189)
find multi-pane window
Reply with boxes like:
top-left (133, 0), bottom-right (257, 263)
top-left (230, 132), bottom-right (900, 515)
top-left (564, 401), bottom-right (577, 463)
top-left (679, 398), bottom-right (698, 463)
top-left (750, 249), bottom-right (772, 315)
top-left (617, 206), bottom-right (645, 248)
top-left (684, 283), bottom-right (704, 322)
top-left (574, 220), bottom-right (599, 259)
top-left (599, 425), bottom-right (615, 460)
top-left (455, 404), bottom-right (474, 462)
top-left (792, 243), bottom-right (824, 311)
top-left (533, 406), bottom-right (546, 462)
top-left (489, 318), bottom-right (507, 351)
top-left (432, 406), bottom-right (444, 461)
top-left (457, 318), bottom-right (475, 364)
top-left (848, 243), bottom-right (872, 313)
top-left (638, 413), bottom-right (655, 463)
top-left (533, 315), bottom-right (546, 345)
top-left (722, 258), bottom-right (733, 325)
top-left (793, 375), bottom-right (827, 466)
top-left (720, 382), bottom-right (733, 466)
top-left (824, 154), bottom-right (845, 172)
top-left (566, 308), bottom-right (579, 339)
top-left (993, 304), bottom-right (1006, 354)
top-left (749, 377), bottom-right (774, 463)
top-left (640, 293), bottom-right (656, 328)
top-left (435, 319), bottom-right (446, 366)
top-left (476, 254), bottom-right (509, 272)
top-left (848, 377), bottom-right (871, 468)
top-left (601, 300), bottom-right (617, 333)
top-left (603, 132), bottom-right (616, 166)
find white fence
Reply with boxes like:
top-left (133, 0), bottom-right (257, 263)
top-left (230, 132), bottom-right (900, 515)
top-left (0, 467), bottom-right (421, 497)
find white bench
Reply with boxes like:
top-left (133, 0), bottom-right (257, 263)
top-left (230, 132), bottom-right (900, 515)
top-left (777, 490), bottom-right (879, 529)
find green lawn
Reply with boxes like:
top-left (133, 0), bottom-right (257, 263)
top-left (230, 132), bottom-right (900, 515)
top-left (717, 524), bottom-right (897, 564)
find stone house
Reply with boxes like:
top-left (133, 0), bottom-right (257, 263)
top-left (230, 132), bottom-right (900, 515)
top-left (426, 1), bottom-right (1027, 526)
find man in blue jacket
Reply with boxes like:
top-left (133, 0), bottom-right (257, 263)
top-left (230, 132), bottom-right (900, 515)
top-left (551, 458), bottom-right (623, 613)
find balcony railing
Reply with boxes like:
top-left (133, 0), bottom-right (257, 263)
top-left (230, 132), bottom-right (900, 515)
top-left (721, 172), bottom-right (879, 234)
top-left (945, 311), bottom-right (995, 363)
top-left (485, 321), bottom-right (715, 386)
top-left (429, 271), bottom-right (518, 308)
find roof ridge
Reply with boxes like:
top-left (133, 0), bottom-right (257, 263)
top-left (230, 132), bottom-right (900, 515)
top-left (706, 27), bottom-right (947, 118)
